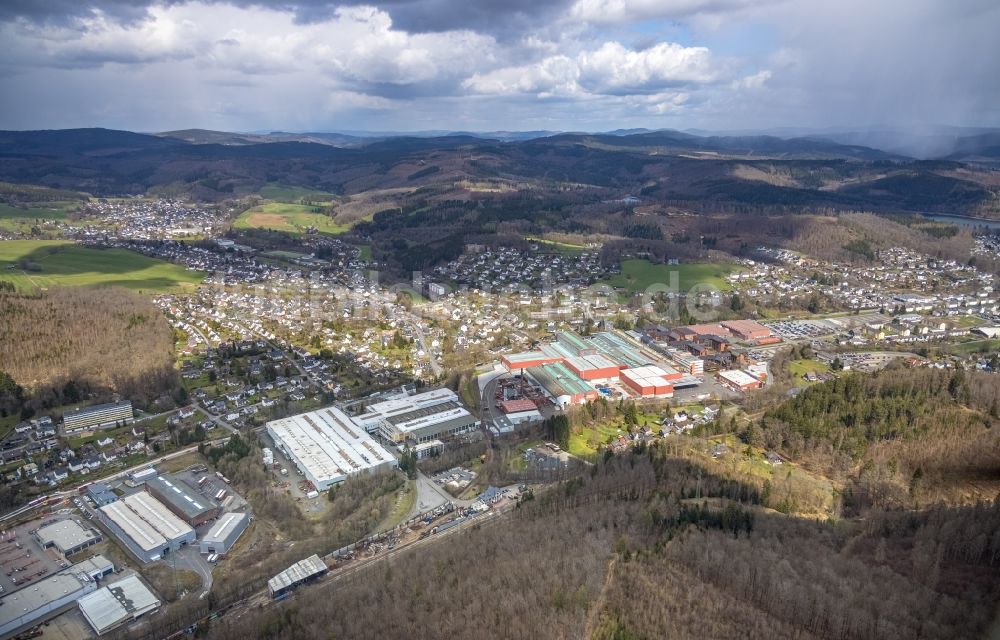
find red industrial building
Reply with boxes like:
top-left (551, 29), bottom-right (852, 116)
top-left (620, 366), bottom-right (675, 397)
top-left (500, 352), bottom-right (561, 370)
top-left (499, 399), bottom-right (537, 414)
top-left (720, 320), bottom-right (772, 341)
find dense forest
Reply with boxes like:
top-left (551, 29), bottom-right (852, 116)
top-left (196, 446), bottom-right (1000, 640)
top-left (0, 287), bottom-right (178, 413)
top-left (756, 366), bottom-right (1000, 509)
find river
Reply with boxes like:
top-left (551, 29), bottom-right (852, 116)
top-left (922, 213), bottom-right (1000, 231)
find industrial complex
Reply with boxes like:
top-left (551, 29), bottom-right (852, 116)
top-left (266, 405), bottom-right (397, 491)
top-left (499, 326), bottom-right (772, 408)
top-left (356, 388), bottom-right (479, 444)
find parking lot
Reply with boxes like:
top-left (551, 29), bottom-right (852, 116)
top-left (0, 515), bottom-right (76, 594)
top-left (764, 319), bottom-right (839, 340)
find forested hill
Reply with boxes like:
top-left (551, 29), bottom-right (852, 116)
top-left (0, 127), bottom-right (996, 217)
top-left (759, 366), bottom-right (1000, 509)
top-left (200, 444), bottom-right (1000, 640)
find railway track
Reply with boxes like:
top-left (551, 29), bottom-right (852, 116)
top-left (165, 505), bottom-right (513, 638)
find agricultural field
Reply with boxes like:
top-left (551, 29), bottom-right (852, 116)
top-left (0, 202), bottom-right (77, 219)
top-left (257, 182), bottom-right (337, 203)
top-left (602, 259), bottom-right (738, 293)
top-left (0, 240), bottom-right (204, 292)
top-left (235, 202), bottom-right (351, 235)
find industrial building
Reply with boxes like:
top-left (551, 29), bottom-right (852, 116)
top-left (503, 330), bottom-right (696, 406)
top-left (268, 554), bottom-right (327, 598)
top-left (62, 400), bottom-right (133, 433)
top-left (200, 512), bottom-right (249, 555)
top-left (78, 575), bottom-right (160, 635)
top-left (720, 320), bottom-right (772, 342)
top-left (620, 366), bottom-right (676, 398)
top-left (267, 405), bottom-right (396, 492)
top-left (35, 519), bottom-right (102, 556)
top-left (87, 482), bottom-right (118, 507)
top-left (99, 492), bottom-right (196, 563)
top-left (497, 399), bottom-right (542, 424)
top-left (0, 570), bottom-right (96, 638)
top-left (717, 369), bottom-right (764, 392)
top-left (526, 362), bottom-right (598, 408)
top-left (73, 555), bottom-right (115, 582)
top-left (146, 475), bottom-right (221, 527)
top-left (357, 388), bottom-right (479, 444)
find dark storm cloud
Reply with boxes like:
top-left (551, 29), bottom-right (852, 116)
top-left (0, 0), bottom-right (573, 35)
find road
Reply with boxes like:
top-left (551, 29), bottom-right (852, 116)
top-left (479, 371), bottom-right (509, 431)
top-left (173, 545), bottom-right (214, 598)
top-left (407, 317), bottom-right (442, 377)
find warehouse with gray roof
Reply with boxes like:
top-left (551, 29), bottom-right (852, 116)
top-left (268, 554), bottom-right (327, 598)
top-left (98, 492), bottom-right (195, 563)
top-left (200, 512), bottom-right (249, 555)
top-left (145, 474), bottom-right (221, 526)
top-left (0, 570), bottom-right (97, 638)
top-left (34, 518), bottom-right (102, 556)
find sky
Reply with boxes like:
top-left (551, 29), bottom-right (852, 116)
top-left (0, 0), bottom-right (998, 133)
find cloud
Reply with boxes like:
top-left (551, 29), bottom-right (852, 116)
top-left (730, 69), bottom-right (770, 91)
top-left (0, 0), bottom-right (996, 133)
top-left (1, 4), bottom-right (499, 94)
top-left (0, 0), bottom-right (576, 38)
top-left (567, 0), bottom-right (771, 24)
top-left (464, 40), bottom-right (722, 97)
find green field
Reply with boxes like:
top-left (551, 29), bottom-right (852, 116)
top-left (358, 244), bottom-right (373, 261)
top-left (257, 183), bottom-right (336, 203)
top-left (787, 359), bottom-right (832, 387)
top-left (0, 203), bottom-right (76, 220)
top-left (602, 259), bottom-right (737, 293)
top-left (235, 202), bottom-right (350, 235)
top-left (526, 236), bottom-right (587, 255)
top-left (0, 240), bottom-right (205, 292)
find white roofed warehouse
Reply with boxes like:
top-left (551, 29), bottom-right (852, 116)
top-left (98, 492), bottom-right (196, 563)
top-left (78, 575), bottom-right (160, 635)
top-left (200, 512), bottom-right (249, 555)
top-left (266, 405), bottom-right (396, 492)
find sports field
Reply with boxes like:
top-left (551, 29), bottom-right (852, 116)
top-left (0, 240), bottom-right (204, 292)
top-left (235, 202), bottom-right (350, 235)
top-left (602, 259), bottom-right (737, 293)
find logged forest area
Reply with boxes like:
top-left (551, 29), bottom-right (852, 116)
top-left (0, 287), bottom-right (178, 413)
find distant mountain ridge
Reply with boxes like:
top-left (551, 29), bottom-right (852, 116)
top-left (0, 126), bottom-right (995, 218)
